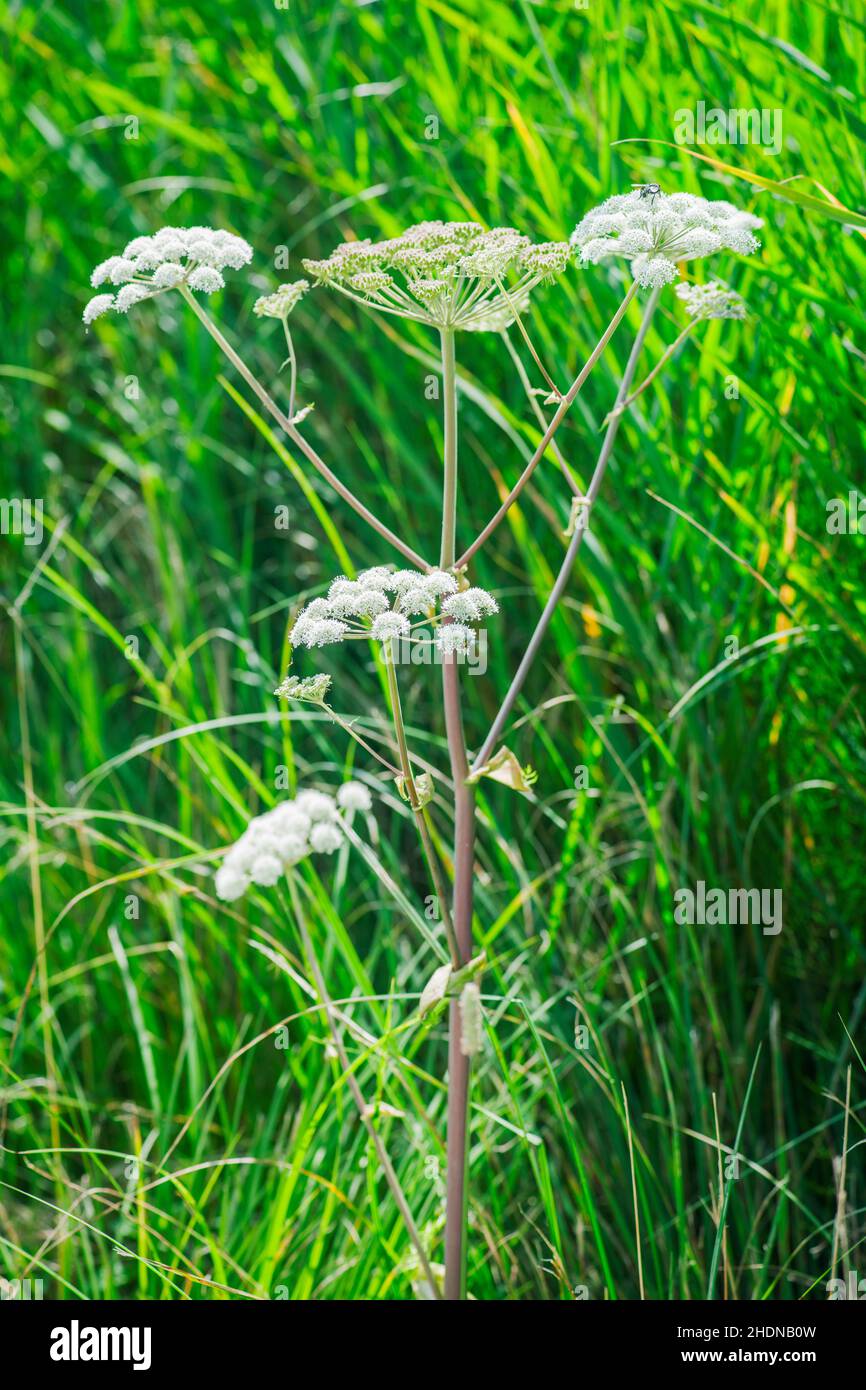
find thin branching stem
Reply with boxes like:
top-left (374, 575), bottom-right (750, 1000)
top-left (281, 320), bottom-right (298, 419)
top-left (603, 320), bottom-right (695, 424)
top-left (384, 649), bottom-right (460, 966)
top-left (500, 328), bottom-right (581, 498)
top-left (179, 287), bottom-right (431, 571)
top-left (473, 288), bottom-right (661, 772)
top-left (456, 280), bottom-right (639, 568)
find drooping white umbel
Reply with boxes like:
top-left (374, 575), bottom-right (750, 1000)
top-left (213, 783), bottom-right (372, 901)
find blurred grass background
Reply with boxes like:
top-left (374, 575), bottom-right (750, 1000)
top-left (2, 0), bottom-right (866, 1299)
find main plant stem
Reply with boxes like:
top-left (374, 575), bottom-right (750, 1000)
top-left (439, 328), bottom-right (475, 1300)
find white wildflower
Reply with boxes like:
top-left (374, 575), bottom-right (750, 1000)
top-left (286, 567), bottom-right (498, 663)
top-left (274, 672), bottom-right (333, 703)
top-left (295, 790), bottom-right (339, 822)
top-left (337, 780), bottom-right (373, 813)
top-left (421, 570), bottom-right (460, 599)
top-left (213, 785), bottom-right (370, 901)
top-left (114, 283), bottom-right (154, 313)
top-left (675, 280), bottom-right (747, 320)
top-left (388, 568), bottom-right (457, 604)
top-left (436, 623), bottom-right (476, 658)
top-left (249, 853), bottom-right (283, 886)
top-left (309, 822), bottom-right (343, 854)
top-left (327, 579), bottom-right (391, 618)
top-left (151, 262), bottom-right (186, 288)
top-left (84, 226), bottom-right (253, 324)
top-left (441, 586), bottom-right (498, 621)
top-left (187, 266), bottom-right (225, 294)
top-left (356, 566), bottom-right (393, 589)
top-left (289, 613), bottom-right (348, 648)
top-left (214, 864), bottom-right (247, 902)
top-left (397, 585), bottom-right (436, 616)
top-left (570, 190), bottom-right (762, 287)
top-left (371, 612), bottom-right (411, 640)
top-left (90, 256), bottom-right (133, 287)
top-left (82, 293), bottom-right (115, 325)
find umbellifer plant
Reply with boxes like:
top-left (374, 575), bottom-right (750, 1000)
top-left (83, 188), bottom-right (762, 1300)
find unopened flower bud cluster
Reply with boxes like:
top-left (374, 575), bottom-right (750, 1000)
top-left (675, 280), bottom-right (747, 320)
top-left (253, 280), bottom-right (310, 320)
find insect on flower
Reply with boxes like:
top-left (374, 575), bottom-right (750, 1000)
top-left (571, 190), bottom-right (763, 287)
top-left (634, 182), bottom-right (662, 205)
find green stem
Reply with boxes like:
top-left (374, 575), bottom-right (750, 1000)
top-left (603, 321), bottom-right (695, 424)
top-left (282, 320), bottom-right (298, 420)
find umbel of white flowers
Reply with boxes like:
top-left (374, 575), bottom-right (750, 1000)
top-left (83, 226), bottom-right (254, 324)
top-left (214, 783), bottom-right (373, 902)
top-left (287, 566), bottom-right (499, 658)
top-left (675, 280), bottom-right (746, 320)
top-left (302, 220), bottom-right (570, 331)
top-left (570, 190), bottom-right (762, 288)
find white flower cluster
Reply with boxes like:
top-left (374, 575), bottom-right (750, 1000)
top-left (302, 220), bottom-right (570, 331)
top-left (214, 782), bottom-right (372, 901)
top-left (570, 190), bottom-right (762, 288)
top-left (83, 226), bottom-right (254, 324)
top-left (253, 280), bottom-right (309, 320)
top-left (675, 280), bottom-right (746, 320)
top-left (289, 566), bottom-right (498, 658)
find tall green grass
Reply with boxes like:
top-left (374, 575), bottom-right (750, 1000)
top-left (2, 0), bottom-right (865, 1299)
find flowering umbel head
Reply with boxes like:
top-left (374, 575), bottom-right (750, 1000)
top-left (302, 221), bottom-right (570, 331)
top-left (570, 190), bottom-right (762, 288)
top-left (83, 226), bottom-right (253, 324)
top-left (213, 783), bottom-right (372, 901)
top-left (284, 565), bottom-right (498, 660)
top-left (675, 280), bottom-right (747, 320)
